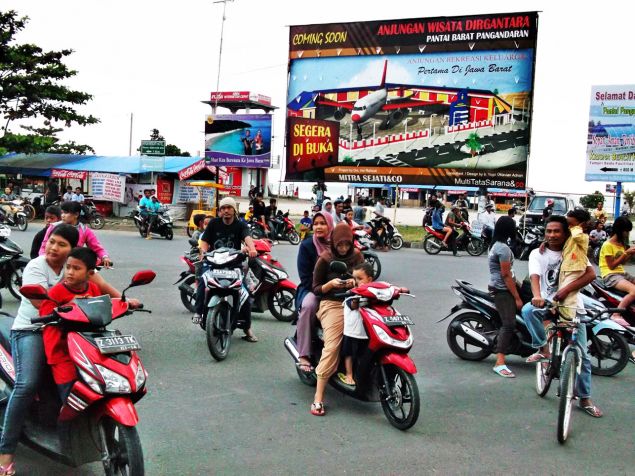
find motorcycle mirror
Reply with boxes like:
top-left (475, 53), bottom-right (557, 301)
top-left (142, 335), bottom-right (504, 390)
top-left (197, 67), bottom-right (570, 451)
top-left (329, 261), bottom-right (348, 275)
top-left (130, 270), bottom-right (156, 287)
top-left (19, 284), bottom-right (50, 300)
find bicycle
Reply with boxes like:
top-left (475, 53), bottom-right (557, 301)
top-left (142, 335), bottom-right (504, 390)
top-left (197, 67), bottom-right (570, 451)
top-left (534, 302), bottom-right (623, 444)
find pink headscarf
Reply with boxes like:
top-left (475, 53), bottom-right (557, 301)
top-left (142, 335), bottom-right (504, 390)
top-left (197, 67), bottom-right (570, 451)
top-left (312, 211), bottom-right (333, 256)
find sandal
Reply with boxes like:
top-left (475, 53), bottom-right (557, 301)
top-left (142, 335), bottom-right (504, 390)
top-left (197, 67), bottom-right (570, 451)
top-left (492, 365), bottom-right (515, 378)
top-left (580, 404), bottom-right (603, 418)
top-left (0, 462), bottom-right (15, 476)
top-left (241, 334), bottom-right (258, 343)
top-left (295, 361), bottom-right (314, 373)
top-left (337, 372), bottom-right (356, 387)
top-left (310, 402), bottom-right (325, 416)
top-left (526, 352), bottom-right (549, 363)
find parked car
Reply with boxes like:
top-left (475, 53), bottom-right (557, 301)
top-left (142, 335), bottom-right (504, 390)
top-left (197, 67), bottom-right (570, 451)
top-left (521, 194), bottom-right (576, 227)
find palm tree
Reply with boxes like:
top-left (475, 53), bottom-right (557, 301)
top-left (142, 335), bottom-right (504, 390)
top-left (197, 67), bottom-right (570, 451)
top-left (466, 132), bottom-right (483, 158)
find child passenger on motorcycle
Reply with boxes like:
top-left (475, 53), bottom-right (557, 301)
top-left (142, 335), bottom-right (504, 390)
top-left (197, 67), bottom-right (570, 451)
top-left (39, 247), bottom-right (102, 400)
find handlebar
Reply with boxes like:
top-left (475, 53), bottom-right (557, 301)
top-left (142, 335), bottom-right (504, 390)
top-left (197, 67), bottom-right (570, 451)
top-left (544, 300), bottom-right (624, 324)
top-left (31, 313), bottom-right (57, 325)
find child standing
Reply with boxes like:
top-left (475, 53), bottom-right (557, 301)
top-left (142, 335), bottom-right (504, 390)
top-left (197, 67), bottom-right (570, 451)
top-left (558, 209), bottom-right (591, 320)
top-left (299, 210), bottom-right (312, 240)
top-left (39, 247), bottom-right (102, 399)
top-left (338, 262), bottom-right (374, 387)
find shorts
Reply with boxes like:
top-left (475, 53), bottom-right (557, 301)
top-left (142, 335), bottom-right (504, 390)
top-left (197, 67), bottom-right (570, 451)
top-left (341, 336), bottom-right (367, 358)
top-left (603, 272), bottom-right (635, 288)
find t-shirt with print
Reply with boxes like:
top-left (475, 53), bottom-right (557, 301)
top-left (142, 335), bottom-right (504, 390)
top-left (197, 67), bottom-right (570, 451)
top-left (488, 241), bottom-right (514, 290)
top-left (13, 256), bottom-right (64, 330)
top-left (599, 240), bottom-right (626, 277)
top-left (201, 217), bottom-right (249, 251)
top-left (528, 247), bottom-right (588, 307)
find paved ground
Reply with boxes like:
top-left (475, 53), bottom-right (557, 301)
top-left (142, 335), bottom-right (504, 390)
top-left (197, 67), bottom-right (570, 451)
top-left (4, 228), bottom-right (634, 475)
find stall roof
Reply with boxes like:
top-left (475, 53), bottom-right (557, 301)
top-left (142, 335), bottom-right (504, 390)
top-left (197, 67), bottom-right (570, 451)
top-left (0, 153), bottom-right (201, 176)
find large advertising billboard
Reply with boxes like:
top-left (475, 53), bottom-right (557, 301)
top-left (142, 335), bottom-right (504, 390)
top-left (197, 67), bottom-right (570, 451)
top-left (585, 85), bottom-right (635, 182)
top-left (205, 114), bottom-right (272, 168)
top-left (285, 12), bottom-right (538, 189)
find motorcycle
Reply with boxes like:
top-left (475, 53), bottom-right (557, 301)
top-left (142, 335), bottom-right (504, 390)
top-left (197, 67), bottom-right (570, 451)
top-left (0, 225), bottom-right (29, 301)
top-left (4, 270), bottom-right (155, 474)
top-left (284, 261), bottom-right (420, 430)
top-left (441, 279), bottom-right (631, 376)
top-left (175, 239), bottom-right (298, 322)
top-left (0, 200), bottom-right (28, 231)
top-left (587, 278), bottom-right (635, 351)
top-left (423, 223), bottom-right (485, 256)
top-left (368, 217), bottom-right (404, 250)
top-left (514, 225), bottom-right (544, 260)
top-left (80, 199), bottom-right (105, 230)
top-left (250, 211), bottom-right (301, 245)
top-left (133, 206), bottom-right (174, 240)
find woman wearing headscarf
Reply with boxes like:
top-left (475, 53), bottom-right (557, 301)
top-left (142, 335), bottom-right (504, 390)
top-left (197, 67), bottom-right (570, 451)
top-left (310, 223), bottom-right (363, 415)
top-left (295, 211), bottom-right (334, 372)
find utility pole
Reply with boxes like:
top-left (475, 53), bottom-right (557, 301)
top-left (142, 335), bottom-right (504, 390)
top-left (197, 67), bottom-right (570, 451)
top-left (128, 113), bottom-right (133, 156)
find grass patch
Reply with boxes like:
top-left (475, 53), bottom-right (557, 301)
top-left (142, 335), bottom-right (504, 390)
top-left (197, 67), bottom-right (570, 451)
top-left (399, 225), bottom-right (425, 243)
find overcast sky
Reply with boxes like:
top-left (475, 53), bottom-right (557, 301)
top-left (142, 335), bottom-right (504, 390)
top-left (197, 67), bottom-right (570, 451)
top-left (4, 0), bottom-right (635, 196)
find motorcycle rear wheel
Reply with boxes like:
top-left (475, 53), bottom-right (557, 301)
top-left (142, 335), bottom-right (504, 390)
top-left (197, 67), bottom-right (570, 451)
top-left (99, 417), bottom-right (144, 476)
top-left (380, 364), bottom-right (420, 431)
top-left (268, 288), bottom-right (297, 322)
top-left (164, 228), bottom-right (174, 240)
top-left (89, 213), bottom-right (105, 230)
top-left (390, 235), bottom-right (404, 250)
top-left (446, 312), bottom-right (494, 361)
top-left (206, 303), bottom-right (232, 361)
top-left (423, 235), bottom-right (441, 255)
top-left (16, 215), bottom-right (27, 232)
top-left (7, 266), bottom-right (24, 300)
top-left (364, 252), bottom-right (381, 279)
top-left (287, 230), bottom-right (301, 245)
top-left (588, 329), bottom-right (629, 376)
top-left (179, 275), bottom-right (197, 313)
top-left (23, 204), bottom-right (36, 221)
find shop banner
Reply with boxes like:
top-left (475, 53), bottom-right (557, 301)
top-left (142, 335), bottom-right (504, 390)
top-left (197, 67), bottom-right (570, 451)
top-left (204, 114), bottom-right (271, 168)
top-left (585, 85), bottom-right (635, 182)
top-left (51, 169), bottom-right (88, 180)
top-left (90, 173), bottom-right (126, 202)
top-left (156, 178), bottom-right (174, 204)
top-left (178, 159), bottom-right (216, 181)
top-left (285, 12), bottom-right (538, 189)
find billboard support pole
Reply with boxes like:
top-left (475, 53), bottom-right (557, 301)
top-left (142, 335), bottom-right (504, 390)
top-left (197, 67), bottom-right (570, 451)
top-left (393, 186), bottom-right (399, 223)
top-left (614, 181), bottom-right (622, 219)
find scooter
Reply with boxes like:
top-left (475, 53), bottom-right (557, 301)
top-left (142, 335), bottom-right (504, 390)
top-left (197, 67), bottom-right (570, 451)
top-left (0, 225), bottom-right (29, 301)
top-left (175, 239), bottom-right (298, 321)
top-left (423, 224), bottom-right (485, 256)
top-left (250, 211), bottom-right (301, 245)
top-left (441, 279), bottom-right (631, 376)
top-left (367, 217), bottom-right (404, 250)
top-left (134, 207), bottom-right (174, 240)
top-left (587, 278), bottom-right (635, 350)
top-left (284, 261), bottom-right (420, 430)
top-left (0, 201), bottom-right (27, 231)
top-left (353, 235), bottom-right (382, 279)
top-left (0, 270), bottom-right (155, 474)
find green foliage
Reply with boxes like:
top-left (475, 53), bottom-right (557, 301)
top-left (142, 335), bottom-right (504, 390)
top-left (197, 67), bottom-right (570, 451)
top-left (0, 10), bottom-right (98, 154)
top-left (140, 129), bottom-right (190, 156)
top-left (465, 132), bottom-right (482, 156)
top-left (623, 190), bottom-right (635, 213)
top-left (580, 191), bottom-right (604, 209)
top-left (342, 155), bottom-right (354, 165)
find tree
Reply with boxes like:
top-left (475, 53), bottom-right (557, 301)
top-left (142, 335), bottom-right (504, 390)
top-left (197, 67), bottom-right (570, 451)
top-left (141, 128), bottom-right (190, 156)
top-left (0, 10), bottom-right (99, 154)
top-left (465, 132), bottom-right (483, 158)
top-left (623, 190), bottom-right (635, 215)
top-left (580, 191), bottom-right (604, 209)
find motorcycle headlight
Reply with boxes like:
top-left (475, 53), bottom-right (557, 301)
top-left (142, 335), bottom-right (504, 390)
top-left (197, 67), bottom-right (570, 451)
top-left (96, 364), bottom-right (131, 394)
top-left (372, 325), bottom-right (413, 349)
top-left (135, 362), bottom-right (146, 390)
top-left (78, 368), bottom-right (103, 394)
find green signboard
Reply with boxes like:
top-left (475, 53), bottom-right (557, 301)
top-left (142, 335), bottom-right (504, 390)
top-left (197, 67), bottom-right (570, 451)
top-left (140, 140), bottom-right (166, 156)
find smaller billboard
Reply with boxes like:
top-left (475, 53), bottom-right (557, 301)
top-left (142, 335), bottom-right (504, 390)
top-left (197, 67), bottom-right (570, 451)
top-left (205, 114), bottom-right (271, 168)
top-left (586, 85), bottom-right (635, 182)
top-left (287, 117), bottom-right (339, 176)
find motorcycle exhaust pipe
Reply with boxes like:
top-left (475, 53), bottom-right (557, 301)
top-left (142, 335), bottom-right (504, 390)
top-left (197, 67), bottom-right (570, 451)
top-left (178, 282), bottom-right (195, 296)
top-left (450, 320), bottom-right (491, 349)
top-left (283, 337), bottom-right (300, 363)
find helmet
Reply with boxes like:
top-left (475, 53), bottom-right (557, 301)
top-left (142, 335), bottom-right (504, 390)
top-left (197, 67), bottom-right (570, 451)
top-left (546, 199), bottom-right (554, 206)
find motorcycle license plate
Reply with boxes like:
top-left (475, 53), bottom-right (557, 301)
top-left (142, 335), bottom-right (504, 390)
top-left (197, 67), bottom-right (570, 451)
top-left (211, 269), bottom-right (238, 279)
top-left (94, 335), bottom-right (141, 354)
top-left (384, 315), bottom-right (414, 326)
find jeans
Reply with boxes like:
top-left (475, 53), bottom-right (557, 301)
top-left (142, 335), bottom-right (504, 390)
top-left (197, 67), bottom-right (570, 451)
top-left (521, 303), bottom-right (592, 398)
top-left (0, 330), bottom-right (46, 453)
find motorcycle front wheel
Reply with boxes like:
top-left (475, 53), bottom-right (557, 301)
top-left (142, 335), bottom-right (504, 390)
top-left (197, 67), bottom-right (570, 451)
top-left (206, 302), bottom-right (232, 361)
top-left (466, 237), bottom-right (485, 256)
top-left (446, 312), bottom-right (494, 361)
top-left (287, 230), bottom-right (301, 245)
top-left (364, 252), bottom-right (381, 279)
top-left (164, 228), bottom-right (174, 240)
top-left (98, 417), bottom-right (144, 476)
top-left (390, 235), bottom-right (404, 250)
top-left (89, 213), bottom-right (105, 230)
top-left (268, 288), bottom-right (297, 321)
top-left (380, 364), bottom-right (420, 431)
top-left (16, 215), bottom-right (27, 232)
top-left (7, 266), bottom-right (24, 300)
top-left (23, 204), bottom-right (36, 221)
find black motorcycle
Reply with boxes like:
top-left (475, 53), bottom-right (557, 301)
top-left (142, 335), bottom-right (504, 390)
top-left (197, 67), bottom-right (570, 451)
top-left (133, 207), bottom-right (174, 240)
top-left (513, 225), bottom-right (544, 261)
top-left (0, 225), bottom-right (29, 301)
top-left (440, 279), bottom-right (630, 376)
top-left (79, 200), bottom-right (105, 230)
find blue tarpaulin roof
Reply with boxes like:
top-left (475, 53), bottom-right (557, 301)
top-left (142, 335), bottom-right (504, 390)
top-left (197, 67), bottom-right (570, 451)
top-left (0, 153), bottom-right (200, 176)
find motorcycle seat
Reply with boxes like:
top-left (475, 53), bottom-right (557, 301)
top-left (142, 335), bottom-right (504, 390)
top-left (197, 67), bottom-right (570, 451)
top-left (456, 280), bottom-right (492, 301)
top-left (594, 278), bottom-right (627, 297)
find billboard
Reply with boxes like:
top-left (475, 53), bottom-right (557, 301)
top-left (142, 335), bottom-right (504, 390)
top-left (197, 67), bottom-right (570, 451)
top-left (585, 85), bottom-right (635, 182)
top-left (285, 12), bottom-right (538, 189)
top-left (205, 114), bottom-right (272, 168)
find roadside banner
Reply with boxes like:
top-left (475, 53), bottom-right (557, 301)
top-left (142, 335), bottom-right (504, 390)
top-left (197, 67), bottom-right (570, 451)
top-left (51, 169), bottom-right (88, 180)
top-left (585, 85), bottom-right (635, 182)
top-left (285, 12), bottom-right (539, 189)
top-left (90, 173), bottom-right (126, 202)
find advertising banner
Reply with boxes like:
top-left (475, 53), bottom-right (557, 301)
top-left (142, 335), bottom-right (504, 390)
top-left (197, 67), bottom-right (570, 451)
top-left (205, 114), bottom-right (272, 168)
top-left (90, 173), bottom-right (126, 202)
top-left (585, 85), bottom-right (635, 182)
top-left (51, 169), bottom-right (88, 180)
top-left (285, 12), bottom-right (538, 189)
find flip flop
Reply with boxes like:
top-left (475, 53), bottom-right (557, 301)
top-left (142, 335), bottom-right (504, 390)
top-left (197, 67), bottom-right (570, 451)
top-left (310, 402), bottom-right (325, 416)
top-left (296, 361), bottom-right (314, 373)
top-left (492, 365), bottom-right (516, 378)
top-left (526, 352), bottom-right (549, 363)
top-left (337, 372), bottom-right (356, 387)
top-left (580, 404), bottom-right (603, 418)
top-left (241, 335), bottom-right (259, 343)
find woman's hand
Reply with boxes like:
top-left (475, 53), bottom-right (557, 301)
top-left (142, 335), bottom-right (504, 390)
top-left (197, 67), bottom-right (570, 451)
top-left (327, 278), bottom-right (347, 291)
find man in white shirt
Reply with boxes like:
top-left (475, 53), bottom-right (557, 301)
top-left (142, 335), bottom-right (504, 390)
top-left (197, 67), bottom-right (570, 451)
top-left (374, 197), bottom-right (386, 218)
top-left (477, 203), bottom-right (497, 240)
top-left (72, 187), bottom-right (85, 203)
top-left (62, 186), bottom-right (74, 201)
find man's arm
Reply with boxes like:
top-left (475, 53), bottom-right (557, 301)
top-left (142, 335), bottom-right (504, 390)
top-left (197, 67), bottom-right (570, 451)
top-left (529, 275), bottom-right (545, 308)
top-left (554, 265), bottom-right (595, 301)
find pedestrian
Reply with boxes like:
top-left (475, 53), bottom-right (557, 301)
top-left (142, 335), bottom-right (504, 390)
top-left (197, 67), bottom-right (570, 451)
top-left (488, 216), bottom-right (523, 378)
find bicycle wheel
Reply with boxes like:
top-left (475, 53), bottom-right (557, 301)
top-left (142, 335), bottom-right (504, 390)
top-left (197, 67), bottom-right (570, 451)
top-left (23, 204), bottom-right (36, 221)
top-left (536, 334), bottom-right (560, 397)
top-left (557, 351), bottom-right (577, 444)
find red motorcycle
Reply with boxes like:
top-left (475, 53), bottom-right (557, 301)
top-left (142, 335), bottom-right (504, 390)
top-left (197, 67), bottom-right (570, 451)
top-left (249, 211), bottom-right (301, 245)
top-left (1, 270), bottom-right (155, 475)
top-left (284, 261), bottom-right (420, 430)
top-left (423, 223), bottom-right (485, 256)
top-left (175, 239), bottom-right (297, 321)
top-left (588, 278), bottom-right (635, 349)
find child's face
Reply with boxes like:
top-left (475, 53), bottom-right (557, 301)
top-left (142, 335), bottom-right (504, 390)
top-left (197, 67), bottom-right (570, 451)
top-left (64, 256), bottom-right (92, 289)
top-left (61, 210), bottom-right (79, 225)
top-left (335, 241), bottom-right (351, 256)
top-left (346, 211), bottom-right (354, 221)
top-left (203, 217), bottom-right (212, 228)
top-left (44, 212), bottom-right (59, 225)
top-left (353, 269), bottom-right (372, 285)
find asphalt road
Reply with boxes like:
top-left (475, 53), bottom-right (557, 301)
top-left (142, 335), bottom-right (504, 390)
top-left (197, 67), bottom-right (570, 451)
top-left (4, 227), bottom-right (634, 475)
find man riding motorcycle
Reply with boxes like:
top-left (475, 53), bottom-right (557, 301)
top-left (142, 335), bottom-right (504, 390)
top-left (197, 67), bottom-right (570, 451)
top-left (194, 197), bottom-right (258, 341)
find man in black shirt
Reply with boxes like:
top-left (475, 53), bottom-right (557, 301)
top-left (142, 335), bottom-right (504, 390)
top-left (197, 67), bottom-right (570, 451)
top-left (264, 198), bottom-right (278, 239)
top-left (196, 197), bottom-right (258, 341)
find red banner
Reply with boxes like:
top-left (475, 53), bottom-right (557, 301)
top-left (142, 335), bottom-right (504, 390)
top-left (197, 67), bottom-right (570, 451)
top-left (210, 91), bottom-right (249, 102)
top-left (156, 177), bottom-right (174, 203)
top-left (178, 160), bottom-right (217, 181)
top-left (287, 117), bottom-right (339, 175)
top-left (51, 169), bottom-right (88, 180)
